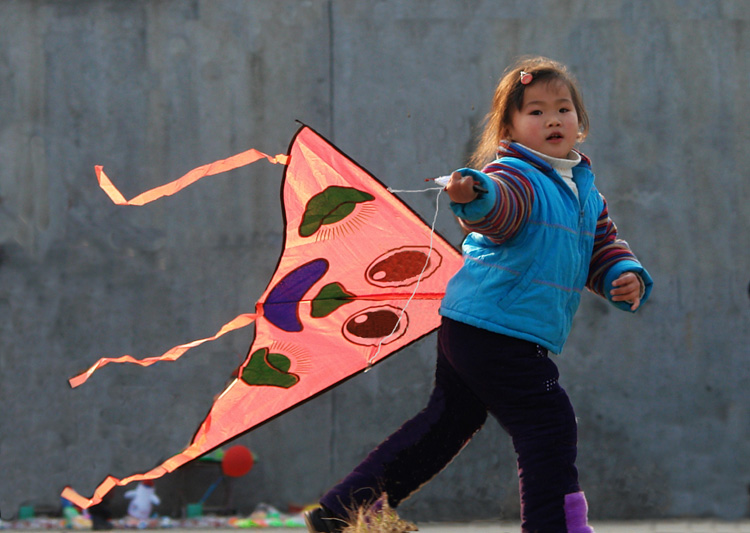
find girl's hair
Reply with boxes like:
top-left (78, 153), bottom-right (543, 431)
top-left (469, 56), bottom-right (589, 168)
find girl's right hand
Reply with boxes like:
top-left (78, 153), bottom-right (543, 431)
top-left (445, 171), bottom-right (479, 203)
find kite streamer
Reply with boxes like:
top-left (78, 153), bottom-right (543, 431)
top-left (96, 149), bottom-right (288, 206)
top-left (63, 125), bottom-right (462, 509)
top-left (68, 313), bottom-right (258, 389)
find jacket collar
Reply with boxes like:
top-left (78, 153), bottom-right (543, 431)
top-left (497, 141), bottom-right (592, 172)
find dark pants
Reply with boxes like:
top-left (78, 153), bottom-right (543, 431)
top-left (321, 318), bottom-right (582, 533)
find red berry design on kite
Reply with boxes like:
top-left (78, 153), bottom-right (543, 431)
top-left (342, 305), bottom-right (408, 346)
top-left (366, 247), bottom-right (443, 287)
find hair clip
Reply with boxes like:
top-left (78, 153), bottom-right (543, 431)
top-left (520, 71), bottom-right (533, 85)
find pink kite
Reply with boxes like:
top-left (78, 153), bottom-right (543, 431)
top-left (62, 125), bottom-right (463, 508)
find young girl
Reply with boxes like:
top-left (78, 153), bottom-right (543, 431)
top-left (306, 56), bottom-right (653, 533)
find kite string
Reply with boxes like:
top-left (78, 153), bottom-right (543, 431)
top-left (366, 185), bottom-right (445, 368)
top-left (388, 186), bottom-right (444, 194)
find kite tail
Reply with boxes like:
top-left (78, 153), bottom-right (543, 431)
top-left (63, 394), bottom-right (219, 509)
top-left (61, 436), bottom-right (208, 509)
top-left (64, 147), bottom-right (283, 500)
top-left (96, 149), bottom-right (289, 206)
top-left (68, 313), bottom-right (258, 388)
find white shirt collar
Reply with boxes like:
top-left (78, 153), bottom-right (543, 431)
top-left (517, 144), bottom-right (581, 198)
top-left (519, 144), bottom-right (581, 175)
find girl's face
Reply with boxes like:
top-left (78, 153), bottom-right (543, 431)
top-left (507, 80), bottom-right (579, 159)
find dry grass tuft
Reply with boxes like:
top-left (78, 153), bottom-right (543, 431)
top-left (341, 496), bottom-right (417, 533)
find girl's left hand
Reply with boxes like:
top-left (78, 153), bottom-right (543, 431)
top-left (610, 272), bottom-right (643, 311)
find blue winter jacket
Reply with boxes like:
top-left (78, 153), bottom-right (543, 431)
top-left (439, 142), bottom-right (653, 354)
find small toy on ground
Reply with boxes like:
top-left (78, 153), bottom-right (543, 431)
top-left (124, 480), bottom-right (160, 521)
top-left (229, 503), bottom-right (306, 528)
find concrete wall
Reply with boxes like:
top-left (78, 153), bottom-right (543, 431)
top-left (1, 0), bottom-right (749, 523)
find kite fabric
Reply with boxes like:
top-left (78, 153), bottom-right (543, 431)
top-left (62, 125), bottom-right (463, 509)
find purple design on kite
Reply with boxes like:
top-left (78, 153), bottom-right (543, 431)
top-left (264, 258), bottom-right (329, 332)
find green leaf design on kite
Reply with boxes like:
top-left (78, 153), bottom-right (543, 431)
top-left (241, 348), bottom-right (299, 389)
top-left (311, 282), bottom-right (356, 318)
top-left (299, 186), bottom-right (375, 237)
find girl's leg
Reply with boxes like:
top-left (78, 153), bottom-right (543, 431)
top-left (439, 318), bottom-right (591, 533)
top-left (506, 377), bottom-right (584, 532)
top-left (320, 346), bottom-right (488, 518)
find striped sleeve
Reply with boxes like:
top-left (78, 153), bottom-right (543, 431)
top-left (460, 162), bottom-right (535, 245)
top-left (586, 193), bottom-right (641, 297)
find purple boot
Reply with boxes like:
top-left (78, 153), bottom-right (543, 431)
top-left (565, 492), bottom-right (595, 533)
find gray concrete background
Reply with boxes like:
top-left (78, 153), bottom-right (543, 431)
top-left (1, 0), bottom-right (749, 524)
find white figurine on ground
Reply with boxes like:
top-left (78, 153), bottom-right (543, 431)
top-left (124, 481), bottom-right (160, 520)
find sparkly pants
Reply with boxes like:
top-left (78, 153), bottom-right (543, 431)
top-left (321, 317), bottom-right (588, 533)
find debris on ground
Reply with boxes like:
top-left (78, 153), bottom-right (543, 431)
top-left (341, 497), bottom-right (417, 533)
top-left (0, 503), bottom-right (306, 530)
